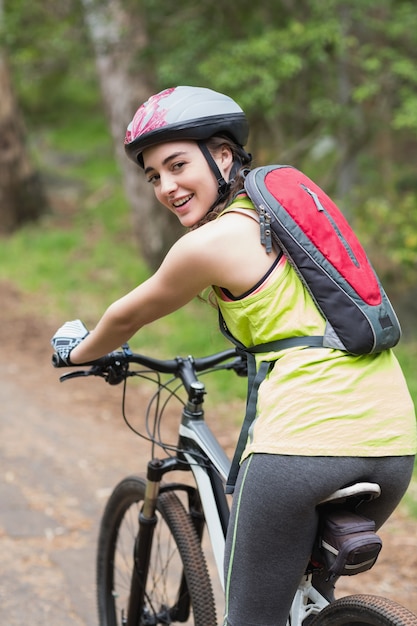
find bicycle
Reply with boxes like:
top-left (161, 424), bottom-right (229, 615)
top-left (53, 345), bottom-right (417, 626)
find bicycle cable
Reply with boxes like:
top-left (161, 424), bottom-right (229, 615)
top-left (120, 364), bottom-right (234, 469)
top-left (120, 369), bottom-right (185, 447)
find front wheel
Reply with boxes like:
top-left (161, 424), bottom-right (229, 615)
top-left (96, 475), bottom-right (217, 625)
top-left (311, 594), bottom-right (417, 625)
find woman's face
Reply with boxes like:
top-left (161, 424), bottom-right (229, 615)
top-left (143, 140), bottom-right (233, 227)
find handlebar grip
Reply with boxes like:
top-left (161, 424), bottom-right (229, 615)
top-left (51, 351), bottom-right (124, 369)
top-left (52, 352), bottom-right (69, 368)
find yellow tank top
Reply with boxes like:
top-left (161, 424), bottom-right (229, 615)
top-left (213, 198), bottom-right (417, 459)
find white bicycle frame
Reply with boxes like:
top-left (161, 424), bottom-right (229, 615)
top-left (179, 415), bottom-right (330, 625)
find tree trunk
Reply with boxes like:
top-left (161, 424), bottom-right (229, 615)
top-left (0, 52), bottom-right (47, 234)
top-left (81, 0), bottom-right (183, 270)
top-left (335, 5), bottom-right (359, 208)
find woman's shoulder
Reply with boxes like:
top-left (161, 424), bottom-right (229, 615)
top-left (181, 207), bottom-right (261, 252)
top-left (168, 205), bottom-right (278, 294)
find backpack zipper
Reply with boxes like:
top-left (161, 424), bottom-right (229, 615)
top-left (300, 184), bottom-right (360, 268)
top-left (258, 203), bottom-right (273, 253)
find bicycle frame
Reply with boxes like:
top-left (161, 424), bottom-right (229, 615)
top-left (179, 411), bottom-right (231, 589)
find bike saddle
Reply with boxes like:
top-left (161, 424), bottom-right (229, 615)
top-left (320, 481), bottom-right (381, 505)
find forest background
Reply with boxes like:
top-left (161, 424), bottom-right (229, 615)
top-left (0, 1), bottom-right (416, 432)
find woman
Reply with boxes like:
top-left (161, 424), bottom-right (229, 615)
top-left (52, 86), bottom-right (416, 626)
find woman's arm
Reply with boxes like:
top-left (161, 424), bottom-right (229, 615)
top-left (69, 213), bottom-right (276, 363)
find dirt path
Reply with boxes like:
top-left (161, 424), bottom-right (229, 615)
top-left (0, 281), bottom-right (416, 624)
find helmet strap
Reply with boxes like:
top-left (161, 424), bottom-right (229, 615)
top-left (197, 141), bottom-right (230, 199)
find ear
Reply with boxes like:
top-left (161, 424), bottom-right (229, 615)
top-left (218, 144), bottom-right (234, 177)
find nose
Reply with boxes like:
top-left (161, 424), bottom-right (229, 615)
top-left (159, 172), bottom-right (178, 196)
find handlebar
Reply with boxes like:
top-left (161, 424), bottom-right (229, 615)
top-left (52, 344), bottom-right (247, 390)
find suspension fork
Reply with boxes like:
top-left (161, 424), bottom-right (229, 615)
top-left (126, 456), bottom-right (183, 626)
top-left (127, 377), bottom-right (209, 624)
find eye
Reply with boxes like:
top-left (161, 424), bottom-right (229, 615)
top-left (172, 160), bottom-right (186, 171)
top-left (147, 172), bottom-right (160, 185)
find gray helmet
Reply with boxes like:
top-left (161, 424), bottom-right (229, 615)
top-left (124, 86), bottom-right (249, 167)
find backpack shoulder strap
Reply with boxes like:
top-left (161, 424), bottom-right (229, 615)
top-left (222, 206), bottom-right (260, 223)
top-left (219, 311), bottom-right (325, 493)
top-left (226, 359), bottom-right (271, 493)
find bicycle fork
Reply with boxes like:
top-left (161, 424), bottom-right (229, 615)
top-left (126, 461), bottom-right (158, 625)
top-left (126, 380), bottom-right (211, 625)
top-left (126, 457), bottom-right (180, 626)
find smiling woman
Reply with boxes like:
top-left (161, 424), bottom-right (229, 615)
top-left (51, 85), bottom-right (416, 626)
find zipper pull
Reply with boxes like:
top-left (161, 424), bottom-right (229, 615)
top-left (259, 205), bottom-right (272, 253)
top-left (259, 208), bottom-right (266, 245)
top-left (301, 184), bottom-right (326, 212)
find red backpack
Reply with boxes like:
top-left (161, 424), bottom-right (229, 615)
top-left (244, 164), bottom-right (400, 355)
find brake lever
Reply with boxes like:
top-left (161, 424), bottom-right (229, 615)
top-left (59, 370), bottom-right (91, 383)
top-left (59, 365), bottom-right (106, 383)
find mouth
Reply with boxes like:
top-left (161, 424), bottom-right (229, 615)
top-left (172, 194), bottom-right (193, 210)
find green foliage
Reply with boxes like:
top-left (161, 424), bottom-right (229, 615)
top-left (2, 0), bottom-right (97, 122)
top-left (352, 192), bottom-right (417, 288)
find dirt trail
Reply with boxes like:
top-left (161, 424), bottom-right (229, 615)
top-left (0, 281), bottom-right (416, 624)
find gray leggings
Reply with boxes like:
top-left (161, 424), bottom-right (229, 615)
top-left (223, 453), bottom-right (415, 626)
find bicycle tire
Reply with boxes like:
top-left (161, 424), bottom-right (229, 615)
top-left (96, 475), bottom-right (217, 626)
top-left (311, 594), bottom-right (417, 625)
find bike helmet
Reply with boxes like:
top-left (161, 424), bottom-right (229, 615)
top-left (124, 86), bottom-right (249, 168)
